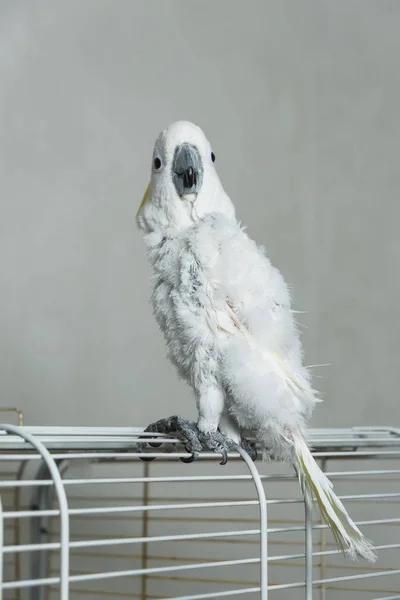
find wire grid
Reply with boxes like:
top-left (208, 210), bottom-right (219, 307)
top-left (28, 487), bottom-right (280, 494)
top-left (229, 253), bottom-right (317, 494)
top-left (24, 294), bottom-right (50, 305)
top-left (0, 409), bottom-right (25, 599)
top-left (0, 424), bottom-right (399, 599)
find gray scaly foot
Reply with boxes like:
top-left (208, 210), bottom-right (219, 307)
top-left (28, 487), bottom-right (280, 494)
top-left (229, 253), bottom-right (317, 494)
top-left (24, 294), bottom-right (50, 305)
top-left (138, 415), bottom-right (237, 465)
top-left (240, 436), bottom-right (258, 461)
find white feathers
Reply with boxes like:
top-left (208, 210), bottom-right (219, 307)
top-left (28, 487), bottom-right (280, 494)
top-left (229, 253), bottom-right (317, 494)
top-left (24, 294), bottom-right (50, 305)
top-left (138, 120), bottom-right (377, 563)
top-left (294, 434), bottom-right (376, 562)
top-left (137, 121), bottom-right (235, 234)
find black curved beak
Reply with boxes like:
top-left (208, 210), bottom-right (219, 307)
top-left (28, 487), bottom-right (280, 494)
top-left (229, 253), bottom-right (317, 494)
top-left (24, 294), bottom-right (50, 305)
top-left (172, 143), bottom-right (203, 196)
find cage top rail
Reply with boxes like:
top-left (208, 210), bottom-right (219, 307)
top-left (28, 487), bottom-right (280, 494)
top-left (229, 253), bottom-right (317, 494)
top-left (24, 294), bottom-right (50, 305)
top-left (0, 425), bottom-right (399, 453)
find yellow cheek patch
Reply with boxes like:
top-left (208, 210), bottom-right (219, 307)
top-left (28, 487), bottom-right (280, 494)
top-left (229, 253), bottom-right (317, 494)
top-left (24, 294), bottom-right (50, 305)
top-left (136, 182), bottom-right (150, 217)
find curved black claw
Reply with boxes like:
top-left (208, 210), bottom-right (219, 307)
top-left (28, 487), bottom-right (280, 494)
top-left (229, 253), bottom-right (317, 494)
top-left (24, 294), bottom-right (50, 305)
top-left (180, 447), bottom-right (199, 464)
top-left (137, 420), bottom-right (171, 460)
top-left (139, 454), bottom-right (157, 462)
top-left (240, 437), bottom-right (258, 462)
top-left (220, 450), bottom-right (228, 466)
top-left (137, 439), bottom-right (158, 462)
top-left (198, 429), bottom-right (236, 465)
top-left (180, 438), bottom-right (201, 464)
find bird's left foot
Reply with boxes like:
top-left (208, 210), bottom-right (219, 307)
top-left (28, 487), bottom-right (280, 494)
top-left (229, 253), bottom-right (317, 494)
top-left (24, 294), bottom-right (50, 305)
top-left (240, 436), bottom-right (258, 461)
top-left (138, 415), bottom-right (237, 465)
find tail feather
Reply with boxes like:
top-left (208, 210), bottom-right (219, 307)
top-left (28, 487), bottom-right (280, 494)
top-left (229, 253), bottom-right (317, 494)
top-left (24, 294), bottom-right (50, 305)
top-left (294, 434), bottom-right (376, 562)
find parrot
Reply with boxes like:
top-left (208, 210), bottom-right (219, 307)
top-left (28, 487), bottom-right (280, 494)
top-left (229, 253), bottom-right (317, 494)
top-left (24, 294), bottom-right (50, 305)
top-left (136, 120), bottom-right (376, 562)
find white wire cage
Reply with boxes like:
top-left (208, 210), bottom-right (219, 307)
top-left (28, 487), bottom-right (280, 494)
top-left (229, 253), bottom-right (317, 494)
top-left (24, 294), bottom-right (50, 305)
top-left (0, 409), bottom-right (399, 600)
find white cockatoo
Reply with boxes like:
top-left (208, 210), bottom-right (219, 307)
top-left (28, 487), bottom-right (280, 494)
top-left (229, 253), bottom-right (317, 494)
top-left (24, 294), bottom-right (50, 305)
top-left (136, 120), bottom-right (375, 562)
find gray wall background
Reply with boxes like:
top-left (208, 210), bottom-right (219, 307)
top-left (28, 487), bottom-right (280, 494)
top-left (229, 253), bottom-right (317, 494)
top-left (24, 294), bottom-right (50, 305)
top-left (0, 0), bottom-right (398, 431)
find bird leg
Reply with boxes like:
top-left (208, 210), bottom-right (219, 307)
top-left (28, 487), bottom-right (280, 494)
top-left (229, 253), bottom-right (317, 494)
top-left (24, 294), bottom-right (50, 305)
top-left (138, 415), bottom-right (257, 464)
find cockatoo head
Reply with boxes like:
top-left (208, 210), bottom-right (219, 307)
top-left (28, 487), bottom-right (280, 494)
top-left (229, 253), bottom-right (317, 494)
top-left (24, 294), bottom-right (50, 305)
top-left (137, 121), bottom-right (235, 233)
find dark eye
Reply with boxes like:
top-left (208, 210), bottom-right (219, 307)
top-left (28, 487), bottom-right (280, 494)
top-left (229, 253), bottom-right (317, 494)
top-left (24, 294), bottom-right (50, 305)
top-left (211, 152), bottom-right (216, 163)
top-left (153, 156), bottom-right (162, 170)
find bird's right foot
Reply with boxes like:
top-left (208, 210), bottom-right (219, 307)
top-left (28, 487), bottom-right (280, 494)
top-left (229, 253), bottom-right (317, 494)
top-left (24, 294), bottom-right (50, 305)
top-left (138, 415), bottom-right (237, 465)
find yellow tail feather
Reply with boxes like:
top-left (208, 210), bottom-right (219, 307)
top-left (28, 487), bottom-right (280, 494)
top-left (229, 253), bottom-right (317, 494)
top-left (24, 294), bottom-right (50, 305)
top-left (294, 434), bottom-right (376, 562)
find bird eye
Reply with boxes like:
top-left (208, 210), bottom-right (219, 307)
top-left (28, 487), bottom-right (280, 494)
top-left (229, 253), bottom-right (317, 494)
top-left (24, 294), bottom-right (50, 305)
top-left (153, 156), bottom-right (162, 170)
top-left (211, 152), bottom-right (216, 163)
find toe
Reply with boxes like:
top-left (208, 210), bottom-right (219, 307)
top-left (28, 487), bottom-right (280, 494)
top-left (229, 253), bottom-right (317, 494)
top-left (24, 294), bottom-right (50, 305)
top-left (181, 442), bottom-right (202, 464)
top-left (139, 416), bottom-right (204, 462)
top-left (137, 441), bottom-right (157, 462)
top-left (198, 430), bottom-right (232, 465)
top-left (142, 422), bottom-right (163, 446)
